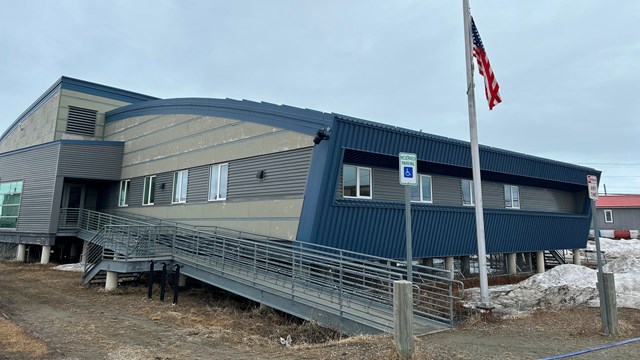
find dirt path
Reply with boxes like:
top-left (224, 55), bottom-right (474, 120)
top-left (1, 261), bottom-right (639, 359)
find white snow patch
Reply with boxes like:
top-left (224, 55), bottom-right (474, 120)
top-left (53, 263), bottom-right (84, 272)
top-left (464, 238), bottom-right (640, 315)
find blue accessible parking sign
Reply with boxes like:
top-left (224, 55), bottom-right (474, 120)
top-left (398, 152), bottom-right (417, 185)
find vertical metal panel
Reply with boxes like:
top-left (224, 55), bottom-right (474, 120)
top-left (186, 165), bottom-right (209, 203)
top-left (520, 186), bottom-right (575, 213)
top-left (57, 142), bottom-right (124, 180)
top-left (301, 118), bottom-right (595, 259)
top-left (0, 143), bottom-right (60, 233)
top-left (228, 147), bottom-right (312, 199)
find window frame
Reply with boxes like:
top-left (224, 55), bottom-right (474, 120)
top-left (461, 179), bottom-right (475, 206)
top-left (0, 180), bottom-right (23, 229)
top-left (504, 184), bottom-right (520, 209)
top-left (604, 209), bottom-right (613, 223)
top-left (342, 165), bottom-right (373, 199)
top-left (142, 175), bottom-right (156, 206)
top-left (172, 170), bottom-right (189, 204)
top-left (208, 163), bottom-right (229, 201)
top-left (118, 179), bottom-right (130, 207)
top-left (410, 174), bottom-right (433, 203)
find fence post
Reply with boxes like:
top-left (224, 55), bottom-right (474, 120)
top-left (394, 280), bottom-right (414, 359)
top-left (603, 272), bottom-right (619, 335)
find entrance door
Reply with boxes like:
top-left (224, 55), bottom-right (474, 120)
top-left (61, 184), bottom-right (86, 225)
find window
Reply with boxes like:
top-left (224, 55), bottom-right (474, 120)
top-left (142, 176), bottom-right (156, 205)
top-left (343, 165), bottom-right (372, 199)
top-left (604, 209), bottom-right (613, 223)
top-left (118, 180), bottom-right (130, 207)
top-left (504, 185), bottom-right (520, 209)
top-left (410, 175), bottom-right (433, 203)
top-left (461, 179), bottom-right (474, 206)
top-left (209, 164), bottom-right (228, 201)
top-left (172, 170), bottom-right (189, 203)
top-left (0, 181), bottom-right (23, 229)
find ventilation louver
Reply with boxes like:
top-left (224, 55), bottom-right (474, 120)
top-left (66, 106), bottom-right (97, 136)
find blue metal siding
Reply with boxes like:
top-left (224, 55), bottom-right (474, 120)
top-left (298, 117), bottom-right (597, 258)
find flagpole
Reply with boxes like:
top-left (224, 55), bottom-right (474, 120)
top-left (462, 0), bottom-right (491, 308)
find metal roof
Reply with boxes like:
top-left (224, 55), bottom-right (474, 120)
top-left (596, 195), bottom-right (640, 208)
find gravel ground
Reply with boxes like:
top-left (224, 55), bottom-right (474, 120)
top-left (0, 261), bottom-right (639, 359)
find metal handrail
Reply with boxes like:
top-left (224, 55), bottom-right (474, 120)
top-left (61, 208), bottom-right (464, 329)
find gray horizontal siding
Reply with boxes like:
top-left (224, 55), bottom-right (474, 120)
top-left (105, 148), bottom-right (312, 209)
top-left (334, 160), bottom-right (579, 214)
top-left (57, 143), bottom-right (124, 180)
top-left (187, 165), bottom-right (209, 204)
top-left (128, 177), bottom-right (144, 206)
top-left (228, 147), bottom-right (312, 199)
top-left (595, 208), bottom-right (640, 230)
top-left (0, 143), bottom-right (60, 233)
top-left (432, 175), bottom-right (462, 205)
top-left (372, 168), bottom-right (403, 201)
top-left (155, 172), bottom-right (172, 206)
top-left (520, 186), bottom-right (575, 213)
top-left (482, 182), bottom-right (505, 208)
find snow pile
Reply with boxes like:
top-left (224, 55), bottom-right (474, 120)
top-left (53, 263), bottom-right (84, 272)
top-left (586, 237), bottom-right (640, 260)
top-left (465, 238), bottom-right (640, 315)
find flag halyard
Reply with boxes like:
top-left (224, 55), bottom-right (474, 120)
top-left (471, 16), bottom-right (502, 110)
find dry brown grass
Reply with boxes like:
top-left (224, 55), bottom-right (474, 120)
top-left (0, 315), bottom-right (48, 359)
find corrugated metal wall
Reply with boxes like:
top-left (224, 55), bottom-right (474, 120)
top-left (595, 208), bottom-right (640, 231)
top-left (104, 147), bottom-right (313, 208)
top-left (335, 162), bottom-right (578, 213)
top-left (57, 142), bottom-right (124, 180)
top-left (298, 118), bottom-right (595, 259)
top-left (229, 147), bottom-right (312, 199)
top-left (0, 143), bottom-right (60, 234)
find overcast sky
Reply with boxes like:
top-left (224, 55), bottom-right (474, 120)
top-left (1, 1), bottom-right (638, 193)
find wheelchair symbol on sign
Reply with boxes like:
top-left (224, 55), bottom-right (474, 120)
top-left (404, 167), bottom-right (413, 178)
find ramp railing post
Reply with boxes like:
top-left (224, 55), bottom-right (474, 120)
top-left (160, 262), bottom-right (167, 302)
top-left (173, 264), bottom-right (181, 305)
top-left (147, 260), bottom-right (155, 299)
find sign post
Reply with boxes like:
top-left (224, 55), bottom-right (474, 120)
top-left (399, 152), bottom-right (417, 281)
top-left (588, 175), bottom-right (610, 334)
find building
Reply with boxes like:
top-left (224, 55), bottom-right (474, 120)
top-left (595, 195), bottom-right (640, 237)
top-left (0, 76), bottom-right (600, 268)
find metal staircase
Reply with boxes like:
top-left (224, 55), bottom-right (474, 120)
top-left (59, 208), bottom-right (464, 335)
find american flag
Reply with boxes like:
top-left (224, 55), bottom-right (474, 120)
top-left (471, 16), bottom-right (501, 110)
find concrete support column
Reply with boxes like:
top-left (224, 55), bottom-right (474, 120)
top-left (81, 241), bottom-right (88, 264)
top-left (178, 273), bottom-right (187, 287)
top-left (507, 253), bottom-right (517, 275)
top-left (573, 249), bottom-right (581, 265)
top-left (40, 245), bottom-right (51, 264)
top-left (16, 244), bottom-right (26, 262)
top-left (445, 257), bottom-right (455, 279)
top-left (460, 256), bottom-right (471, 278)
top-left (420, 258), bottom-right (434, 267)
top-left (105, 271), bottom-right (118, 291)
top-left (536, 251), bottom-right (545, 273)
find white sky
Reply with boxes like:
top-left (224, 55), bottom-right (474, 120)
top-left (1, 1), bottom-right (638, 193)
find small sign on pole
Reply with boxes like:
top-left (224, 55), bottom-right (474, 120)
top-left (399, 152), bottom-right (417, 186)
top-left (587, 175), bottom-right (599, 200)
top-left (399, 152), bottom-right (417, 282)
